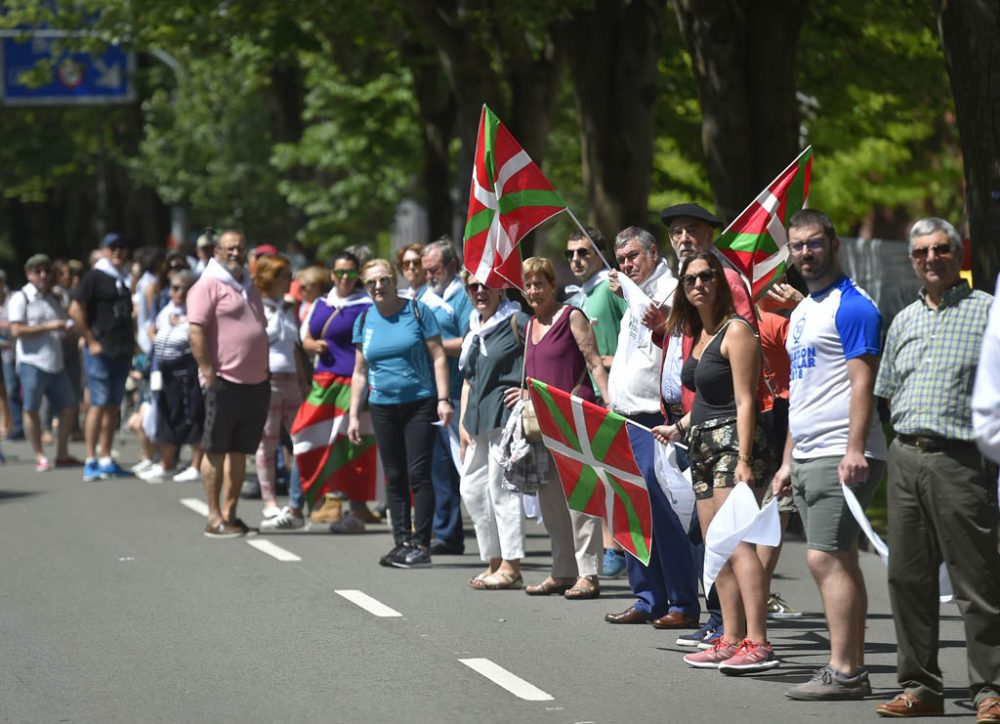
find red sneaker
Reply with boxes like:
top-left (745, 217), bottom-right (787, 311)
top-left (683, 639), bottom-right (740, 669)
top-left (719, 639), bottom-right (779, 675)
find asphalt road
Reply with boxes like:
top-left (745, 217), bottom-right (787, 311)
top-left (0, 435), bottom-right (979, 724)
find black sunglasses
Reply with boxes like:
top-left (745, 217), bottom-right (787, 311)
top-left (681, 270), bottom-right (717, 288)
top-left (564, 248), bottom-right (591, 261)
top-left (910, 243), bottom-right (953, 260)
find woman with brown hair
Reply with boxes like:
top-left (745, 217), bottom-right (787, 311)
top-left (653, 251), bottom-right (775, 673)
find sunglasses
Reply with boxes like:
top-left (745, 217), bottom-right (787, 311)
top-left (333, 269), bottom-right (358, 279)
top-left (681, 270), bottom-right (717, 288)
top-left (467, 282), bottom-right (486, 293)
top-left (170, 285), bottom-right (188, 292)
top-left (564, 248), bottom-right (591, 261)
top-left (364, 276), bottom-right (392, 289)
top-left (910, 243), bottom-right (953, 260)
top-left (788, 238), bottom-right (825, 254)
top-left (401, 259), bottom-right (422, 269)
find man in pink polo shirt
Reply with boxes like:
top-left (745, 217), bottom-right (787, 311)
top-left (187, 229), bottom-right (270, 538)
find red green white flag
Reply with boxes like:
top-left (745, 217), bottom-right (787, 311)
top-left (291, 372), bottom-right (383, 507)
top-left (715, 146), bottom-right (812, 300)
top-left (463, 104), bottom-right (567, 289)
top-left (527, 378), bottom-right (653, 565)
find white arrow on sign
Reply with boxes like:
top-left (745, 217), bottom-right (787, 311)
top-left (93, 58), bottom-right (121, 89)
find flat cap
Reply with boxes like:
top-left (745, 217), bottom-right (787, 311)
top-left (659, 203), bottom-right (722, 228)
top-left (24, 253), bottom-right (52, 271)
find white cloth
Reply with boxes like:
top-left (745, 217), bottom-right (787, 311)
top-left (702, 483), bottom-right (781, 593)
top-left (458, 300), bottom-right (520, 372)
top-left (608, 259), bottom-right (677, 416)
top-left (972, 275), bottom-right (1000, 464)
top-left (660, 333), bottom-right (684, 405)
top-left (7, 283), bottom-right (66, 373)
top-left (134, 271), bottom-right (156, 355)
top-left (152, 302), bottom-right (191, 364)
top-left (200, 257), bottom-right (251, 300)
top-left (841, 482), bottom-right (954, 604)
top-left (93, 257), bottom-right (129, 291)
top-left (324, 288), bottom-right (370, 309)
top-left (564, 269), bottom-right (610, 297)
top-left (439, 276), bottom-right (465, 305)
top-left (653, 440), bottom-right (696, 531)
top-left (262, 298), bottom-right (299, 374)
top-left (460, 427), bottom-right (526, 561)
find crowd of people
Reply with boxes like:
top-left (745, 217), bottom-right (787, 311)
top-left (1, 206), bottom-right (998, 721)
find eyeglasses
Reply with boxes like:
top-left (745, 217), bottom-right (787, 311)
top-left (401, 259), bottom-right (422, 269)
top-left (364, 276), bottom-right (392, 289)
top-left (910, 243), bottom-right (953, 260)
top-left (681, 270), bottom-right (717, 288)
top-left (788, 237), bottom-right (825, 254)
top-left (564, 248), bottom-right (591, 261)
top-left (467, 282), bottom-right (485, 293)
top-left (333, 269), bottom-right (358, 279)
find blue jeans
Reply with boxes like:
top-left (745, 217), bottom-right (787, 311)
top-left (624, 411), bottom-right (700, 619)
top-left (2, 357), bottom-right (23, 435)
top-left (431, 401), bottom-right (464, 550)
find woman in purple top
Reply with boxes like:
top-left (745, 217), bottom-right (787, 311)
top-left (508, 256), bottom-right (609, 600)
top-left (286, 252), bottom-right (378, 532)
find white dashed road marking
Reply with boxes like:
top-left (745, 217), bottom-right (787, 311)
top-left (246, 538), bottom-right (301, 561)
top-left (335, 589), bottom-right (403, 617)
top-left (458, 658), bottom-right (554, 701)
top-left (180, 498), bottom-right (210, 517)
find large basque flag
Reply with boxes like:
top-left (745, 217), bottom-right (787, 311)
top-left (463, 104), bottom-right (567, 289)
top-left (291, 372), bottom-right (382, 507)
top-left (715, 146), bottom-right (812, 300)
top-left (528, 378), bottom-right (653, 565)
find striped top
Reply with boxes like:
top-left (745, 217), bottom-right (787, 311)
top-left (874, 281), bottom-right (993, 440)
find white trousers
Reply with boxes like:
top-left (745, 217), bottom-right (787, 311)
top-left (536, 450), bottom-right (601, 578)
top-left (460, 428), bottom-right (526, 561)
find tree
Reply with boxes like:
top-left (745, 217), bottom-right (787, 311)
top-left (934, 0), bottom-right (1000, 287)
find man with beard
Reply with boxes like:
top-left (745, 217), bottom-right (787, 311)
top-left (187, 230), bottom-right (270, 538)
top-left (70, 233), bottom-right (136, 481)
top-left (772, 209), bottom-right (886, 700)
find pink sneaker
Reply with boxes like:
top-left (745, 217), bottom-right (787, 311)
top-left (683, 639), bottom-right (741, 668)
top-left (35, 456), bottom-right (53, 472)
top-left (718, 639), bottom-right (779, 675)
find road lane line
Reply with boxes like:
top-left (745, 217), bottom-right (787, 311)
top-left (246, 539), bottom-right (301, 562)
top-left (180, 498), bottom-right (210, 517)
top-left (335, 589), bottom-right (402, 617)
top-left (458, 658), bottom-right (554, 701)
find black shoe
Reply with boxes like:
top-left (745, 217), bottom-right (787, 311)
top-left (430, 540), bottom-right (465, 556)
top-left (392, 546), bottom-right (432, 569)
top-left (378, 543), bottom-right (410, 568)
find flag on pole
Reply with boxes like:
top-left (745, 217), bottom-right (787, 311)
top-left (291, 372), bottom-right (383, 507)
top-left (527, 378), bottom-right (653, 564)
top-left (714, 147), bottom-right (812, 300)
top-left (463, 104), bottom-right (567, 289)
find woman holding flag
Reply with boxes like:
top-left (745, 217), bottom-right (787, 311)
top-left (654, 251), bottom-right (776, 673)
top-left (279, 252), bottom-right (376, 532)
top-left (512, 256), bottom-right (609, 599)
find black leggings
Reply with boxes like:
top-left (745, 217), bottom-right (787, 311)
top-left (369, 398), bottom-right (438, 547)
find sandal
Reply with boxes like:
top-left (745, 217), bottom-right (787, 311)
top-left (480, 571), bottom-right (523, 590)
top-left (469, 571), bottom-right (493, 590)
top-left (564, 575), bottom-right (601, 600)
top-left (524, 577), bottom-right (575, 596)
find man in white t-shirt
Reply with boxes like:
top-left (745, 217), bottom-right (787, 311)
top-left (8, 254), bottom-right (81, 471)
top-left (773, 209), bottom-right (886, 701)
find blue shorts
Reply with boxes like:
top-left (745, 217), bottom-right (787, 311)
top-left (18, 363), bottom-right (76, 412)
top-left (83, 349), bottom-right (130, 407)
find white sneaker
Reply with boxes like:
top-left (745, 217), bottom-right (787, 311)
top-left (259, 507), bottom-right (306, 532)
top-left (262, 505), bottom-right (282, 519)
top-left (171, 466), bottom-right (201, 483)
top-left (131, 458), bottom-right (156, 474)
top-left (140, 463), bottom-right (176, 483)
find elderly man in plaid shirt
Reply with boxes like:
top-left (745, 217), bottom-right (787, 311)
top-left (873, 217), bottom-right (1000, 722)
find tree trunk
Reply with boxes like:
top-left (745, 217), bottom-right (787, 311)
top-left (935, 0), bottom-right (1000, 289)
top-left (673, 0), bottom-right (807, 223)
top-left (560, 0), bottom-right (665, 240)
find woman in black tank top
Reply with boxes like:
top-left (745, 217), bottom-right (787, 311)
top-left (652, 251), bottom-right (777, 671)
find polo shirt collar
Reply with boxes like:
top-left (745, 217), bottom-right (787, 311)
top-left (919, 279), bottom-right (970, 310)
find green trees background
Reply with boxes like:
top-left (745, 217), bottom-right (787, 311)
top-left (0, 0), bottom-right (994, 285)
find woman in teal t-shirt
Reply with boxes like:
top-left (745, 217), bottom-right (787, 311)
top-left (347, 258), bottom-right (452, 570)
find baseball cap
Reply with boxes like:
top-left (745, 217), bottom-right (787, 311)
top-left (99, 232), bottom-right (125, 248)
top-left (24, 253), bottom-right (52, 271)
top-left (659, 203), bottom-right (723, 228)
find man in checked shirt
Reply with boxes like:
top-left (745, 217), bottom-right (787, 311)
top-left (873, 217), bottom-right (1000, 722)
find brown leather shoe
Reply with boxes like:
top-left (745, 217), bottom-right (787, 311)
top-left (978, 696), bottom-right (1000, 723)
top-left (875, 691), bottom-right (943, 717)
top-left (604, 606), bottom-right (648, 624)
top-left (650, 611), bottom-right (698, 629)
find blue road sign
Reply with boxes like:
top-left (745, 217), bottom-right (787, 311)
top-left (1, 35), bottom-right (134, 105)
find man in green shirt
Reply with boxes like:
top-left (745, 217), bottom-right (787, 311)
top-left (873, 217), bottom-right (1000, 722)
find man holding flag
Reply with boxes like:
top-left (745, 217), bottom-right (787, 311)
top-left (602, 226), bottom-right (700, 630)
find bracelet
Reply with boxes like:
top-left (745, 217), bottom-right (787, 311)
top-left (737, 454), bottom-right (752, 463)
top-left (675, 420), bottom-right (686, 434)
top-left (438, 398), bottom-right (452, 404)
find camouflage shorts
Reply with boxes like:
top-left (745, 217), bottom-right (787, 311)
top-left (687, 415), bottom-right (772, 501)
